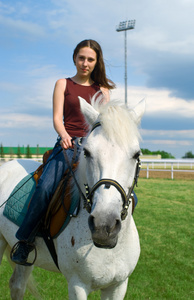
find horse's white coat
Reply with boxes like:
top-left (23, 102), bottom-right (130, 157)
top-left (0, 97), bottom-right (145, 299)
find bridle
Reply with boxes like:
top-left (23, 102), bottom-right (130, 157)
top-left (82, 122), bottom-right (141, 220)
top-left (63, 122), bottom-right (141, 220)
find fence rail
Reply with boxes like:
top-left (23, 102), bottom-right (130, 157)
top-left (1, 158), bottom-right (194, 180)
top-left (141, 159), bottom-right (194, 179)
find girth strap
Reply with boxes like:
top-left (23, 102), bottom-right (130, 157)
top-left (42, 230), bottom-right (60, 270)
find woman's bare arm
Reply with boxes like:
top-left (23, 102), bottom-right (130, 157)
top-left (53, 79), bottom-right (73, 149)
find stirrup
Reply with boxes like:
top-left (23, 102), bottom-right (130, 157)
top-left (10, 240), bottom-right (37, 267)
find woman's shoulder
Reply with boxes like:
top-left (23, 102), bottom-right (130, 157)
top-left (54, 78), bottom-right (67, 92)
top-left (55, 78), bottom-right (67, 86)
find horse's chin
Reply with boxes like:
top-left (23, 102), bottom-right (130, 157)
top-left (93, 238), bottom-right (118, 249)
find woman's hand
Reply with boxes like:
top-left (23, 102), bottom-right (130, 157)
top-left (60, 133), bottom-right (73, 149)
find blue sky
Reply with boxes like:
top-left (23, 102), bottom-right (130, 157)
top-left (0, 0), bottom-right (194, 158)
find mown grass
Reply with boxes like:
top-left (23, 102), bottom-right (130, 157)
top-left (0, 178), bottom-right (193, 299)
top-left (126, 178), bottom-right (194, 300)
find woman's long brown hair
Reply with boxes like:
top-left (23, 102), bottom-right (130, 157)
top-left (73, 39), bottom-right (115, 90)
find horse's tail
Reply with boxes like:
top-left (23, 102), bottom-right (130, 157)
top-left (5, 246), bottom-right (41, 299)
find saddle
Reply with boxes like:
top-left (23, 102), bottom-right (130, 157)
top-left (33, 149), bottom-right (80, 238)
top-left (35, 149), bottom-right (80, 269)
top-left (33, 149), bottom-right (53, 184)
top-left (3, 149), bottom-right (80, 239)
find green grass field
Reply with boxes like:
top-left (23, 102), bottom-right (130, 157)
top-left (0, 178), bottom-right (193, 300)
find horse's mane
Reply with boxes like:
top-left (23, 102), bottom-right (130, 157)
top-left (71, 95), bottom-right (141, 196)
top-left (91, 95), bottom-right (141, 152)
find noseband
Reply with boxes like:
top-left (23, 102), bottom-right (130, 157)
top-left (83, 122), bottom-right (141, 220)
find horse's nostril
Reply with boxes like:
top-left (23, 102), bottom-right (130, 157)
top-left (108, 219), bottom-right (121, 234)
top-left (88, 215), bottom-right (95, 232)
top-left (89, 214), bottom-right (121, 237)
top-left (116, 219), bottom-right (121, 229)
top-left (106, 219), bottom-right (121, 235)
top-left (106, 220), bottom-right (116, 234)
top-left (116, 219), bottom-right (121, 232)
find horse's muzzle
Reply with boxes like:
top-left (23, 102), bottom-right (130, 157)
top-left (88, 215), bottom-right (121, 249)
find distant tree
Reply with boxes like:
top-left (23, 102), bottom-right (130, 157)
top-left (36, 144), bottom-right (40, 157)
top-left (141, 148), bottom-right (151, 155)
top-left (0, 143), bottom-right (4, 158)
top-left (22, 145), bottom-right (25, 156)
top-left (141, 148), bottom-right (175, 159)
top-left (17, 145), bottom-right (22, 158)
top-left (182, 151), bottom-right (194, 158)
top-left (158, 150), bottom-right (175, 159)
top-left (9, 147), bottom-right (14, 158)
top-left (26, 145), bottom-right (32, 158)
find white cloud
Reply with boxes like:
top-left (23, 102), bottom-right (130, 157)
top-left (111, 85), bottom-right (194, 118)
top-left (0, 1), bottom-right (15, 14)
top-left (0, 15), bottom-right (45, 37)
top-left (132, 29), bottom-right (194, 56)
top-left (140, 129), bottom-right (194, 140)
top-left (0, 64), bottom-right (64, 112)
top-left (0, 112), bottom-right (52, 129)
top-left (0, 82), bottom-right (23, 92)
top-left (145, 140), bottom-right (193, 146)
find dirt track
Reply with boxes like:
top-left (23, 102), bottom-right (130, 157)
top-left (140, 169), bottom-right (194, 180)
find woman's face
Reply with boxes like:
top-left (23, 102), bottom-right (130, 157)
top-left (74, 47), bottom-right (97, 78)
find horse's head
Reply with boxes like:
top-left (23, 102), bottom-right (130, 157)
top-left (78, 95), bottom-right (145, 249)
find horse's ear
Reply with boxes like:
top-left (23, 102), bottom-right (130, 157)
top-left (78, 96), bottom-right (99, 126)
top-left (131, 99), bottom-right (146, 124)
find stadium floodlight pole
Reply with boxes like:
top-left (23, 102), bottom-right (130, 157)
top-left (116, 20), bottom-right (136, 104)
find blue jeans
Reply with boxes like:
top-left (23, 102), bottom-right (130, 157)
top-left (16, 137), bottom-right (82, 242)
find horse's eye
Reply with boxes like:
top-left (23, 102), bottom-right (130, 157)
top-left (133, 151), bottom-right (141, 160)
top-left (83, 148), bottom-right (91, 158)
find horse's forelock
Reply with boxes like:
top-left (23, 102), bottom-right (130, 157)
top-left (91, 97), bottom-right (141, 151)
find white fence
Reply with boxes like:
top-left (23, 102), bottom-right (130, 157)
top-left (140, 159), bottom-right (194, 179)
top-left (1, 158), bottom-right (194, 180)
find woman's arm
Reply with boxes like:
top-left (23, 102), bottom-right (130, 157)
top-left (53, 79), bottom-right (73, 149)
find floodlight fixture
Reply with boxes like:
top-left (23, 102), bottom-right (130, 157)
top-left (116, 20), bottom-right (136, 104)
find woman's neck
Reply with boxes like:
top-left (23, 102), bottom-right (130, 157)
top-left (71, 75), bottom-right (94, 86)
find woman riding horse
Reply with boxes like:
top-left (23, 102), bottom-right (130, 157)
top-left (11, 39), bottom-right (115, 265)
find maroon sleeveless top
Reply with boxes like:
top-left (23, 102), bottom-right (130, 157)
top-left (64, 78), bottom-right (100, 137)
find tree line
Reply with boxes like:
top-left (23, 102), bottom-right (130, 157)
top-left (1, 143), bottom-right (194, 159)
top-left (0, 144), bottom-right (51, 158)
top-left (0, 144), bottom-right (34, 158)
top-left (139, 149), bottom-right (194, 159)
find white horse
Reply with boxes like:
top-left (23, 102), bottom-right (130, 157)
top-left (0, 96), bottom-right (145, 300)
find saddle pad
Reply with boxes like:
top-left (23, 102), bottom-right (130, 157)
top-left (3, 173), bottom-right (36, 227)
top-left (3, 173), bottom-right (80, 239)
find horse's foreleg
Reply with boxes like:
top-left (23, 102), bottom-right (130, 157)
top-left (101, 278), bottom-right (128, 300)
top-left (9, 264), bottom-right (34, 300)
top-left (68, 276), bottom-right (89, 300)
top-left (0, 233), bottom-right (7, 264)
